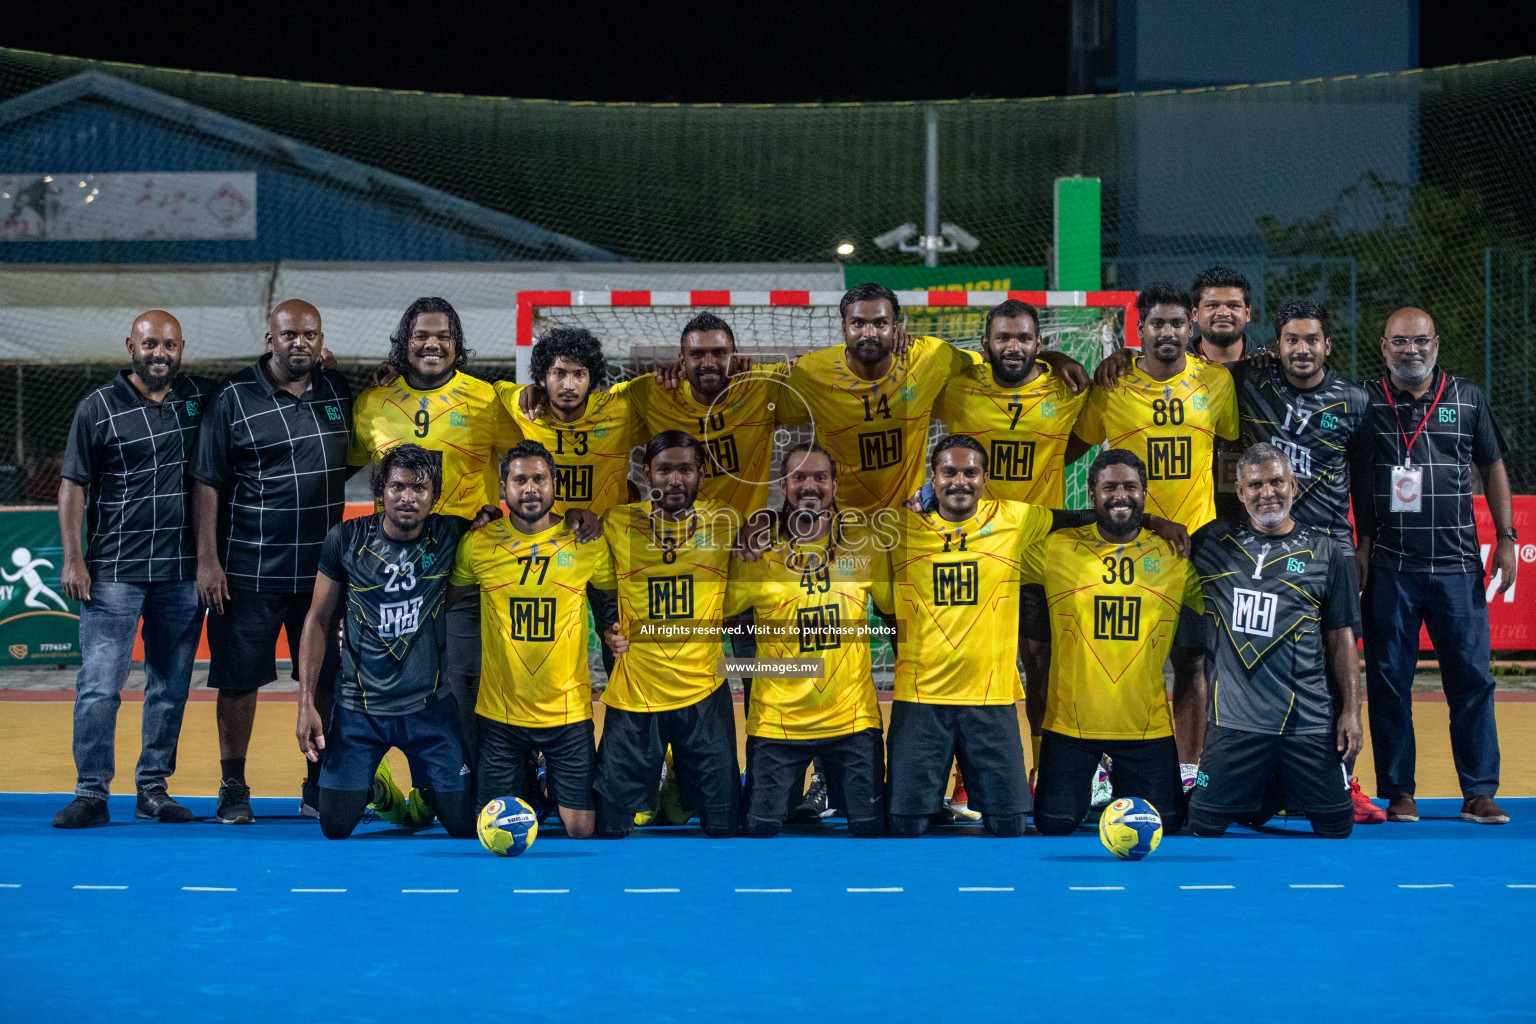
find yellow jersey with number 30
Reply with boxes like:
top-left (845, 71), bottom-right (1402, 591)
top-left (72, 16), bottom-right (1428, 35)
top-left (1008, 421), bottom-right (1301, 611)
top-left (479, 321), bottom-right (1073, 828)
top-left (933, 361), bottom-right (1089, 507)
top-left (495, 381), bottom-right (642, 518)
top-left (785, 336), bottom-right (980, 512)
top-left (450, 517), bottom-right (615, 728)
top-left (724, 517), bottom-right (887, 740)
top-left (1074, 358), bottom-right (1239, 532)
top-left (348, 372), bottom-right (519, 518)
top-left (1023, 525), bottom-right (1203, 740)
top-left (883, 499), bottom-right (1054, 705)
top-left (602, 498), bottom-right (740, 713)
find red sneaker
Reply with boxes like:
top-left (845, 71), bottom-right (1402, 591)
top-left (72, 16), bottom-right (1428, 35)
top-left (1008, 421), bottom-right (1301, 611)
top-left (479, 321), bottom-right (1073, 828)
top-left (946, 772), bottom-right (982, 821)
top-left (1351, 778), bottom-right (1386, 824)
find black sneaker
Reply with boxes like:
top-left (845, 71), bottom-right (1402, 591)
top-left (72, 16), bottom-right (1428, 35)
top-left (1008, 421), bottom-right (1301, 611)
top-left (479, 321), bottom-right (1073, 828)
top-left (53, 796), bottom-right (109, 829)
top-left (300, 779), bottom-right (320, 820)
top-left (788, 772), bottom-right (831, 823)
top-left (135, 789), bottom-right (193, 823)
top-left (216, 780), bottom-right (254, 824)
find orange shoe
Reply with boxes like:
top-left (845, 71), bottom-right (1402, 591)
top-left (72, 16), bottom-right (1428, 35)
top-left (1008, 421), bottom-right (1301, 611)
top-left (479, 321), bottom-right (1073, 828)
top-left (1350, 778), bottom-right (1386, 824)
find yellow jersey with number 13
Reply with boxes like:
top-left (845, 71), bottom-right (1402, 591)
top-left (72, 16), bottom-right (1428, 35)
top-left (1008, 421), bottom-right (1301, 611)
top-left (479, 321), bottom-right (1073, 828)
top-left (495, 381), bottom-right (642, 518)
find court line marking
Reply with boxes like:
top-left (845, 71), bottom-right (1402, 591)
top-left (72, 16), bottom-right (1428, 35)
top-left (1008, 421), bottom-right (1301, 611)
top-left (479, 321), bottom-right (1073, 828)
top-left (1507, 884), bottom-right (1536, 889)
top-left (182, 886), bottom-right (236, 892)
top-left (0, 884), bottom-right (20, 888)
top-left (959, 887), bottom-right (1015, 892)
top-left (625, 888), bottom-right (680, 893)
top-left (847, 887), bottom-right (903, 892)
top-left (1069, 886), bottom-right (1124, 891)
top-left (515, 889), bottom-right (570, 894)
top-left (290, 888), bottom-right (347, 893)
top-left (1398, 884), bottom-right (1453, 889)
top-left (1290, 884), bottom-right (1345, 889)
top-left (402, 889), bottom-right (458, 894)
top-left (73, 885), bottom-right (127, 890)
top-left (735, 888), bottom-right (792, 893)
top-left (1180, 885), bottom-right (1236, 890)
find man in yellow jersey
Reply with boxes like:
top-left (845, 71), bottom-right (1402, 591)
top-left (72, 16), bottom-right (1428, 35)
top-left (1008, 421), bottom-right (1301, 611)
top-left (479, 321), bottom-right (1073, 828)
top-left (594, 430), bottom-right (742, 838)
top-left (449, 440), bottom-right (616, 840)
top-left (725, 442), bottom-right (887, 838)
top-left (500, 328), bottom-right (644, 677)
top-left (1072, 282), bottom-right (1239, 534)
top-left (1028, 449), bottom-right (1206, 836)
top-left (349, 297), bottom-right (520, 764)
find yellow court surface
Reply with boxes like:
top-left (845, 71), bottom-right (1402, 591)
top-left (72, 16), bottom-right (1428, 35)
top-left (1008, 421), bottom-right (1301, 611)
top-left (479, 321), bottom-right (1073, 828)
top-left (2, 695), bottom-right (1532, 799)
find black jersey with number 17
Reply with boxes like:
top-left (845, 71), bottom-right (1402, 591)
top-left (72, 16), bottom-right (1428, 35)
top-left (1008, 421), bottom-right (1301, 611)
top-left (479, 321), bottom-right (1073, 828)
top-left (316, 513), bottom-right (471, 716)
top-left (1233, 364), bottom-right (1372, 544)
top-left (1191, 520), bottom-right (1355, 736)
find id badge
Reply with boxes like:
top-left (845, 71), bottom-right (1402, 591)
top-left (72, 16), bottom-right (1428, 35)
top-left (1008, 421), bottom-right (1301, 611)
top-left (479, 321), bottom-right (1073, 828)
top-left (1390, 465), bottom-right (1423, 513)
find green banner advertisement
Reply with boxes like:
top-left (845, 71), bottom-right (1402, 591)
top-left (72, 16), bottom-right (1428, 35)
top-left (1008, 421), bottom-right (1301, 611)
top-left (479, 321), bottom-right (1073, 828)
top-left (0, 507), bottom-right (81, 666)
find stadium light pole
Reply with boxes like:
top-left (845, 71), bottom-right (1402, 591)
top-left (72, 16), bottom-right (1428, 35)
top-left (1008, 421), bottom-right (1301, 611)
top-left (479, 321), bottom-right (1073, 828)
top-left (874, 109), bottom-right (980, 266)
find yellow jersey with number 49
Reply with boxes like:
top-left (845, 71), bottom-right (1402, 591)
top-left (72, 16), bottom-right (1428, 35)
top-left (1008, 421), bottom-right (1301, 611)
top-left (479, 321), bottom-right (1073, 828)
top-left (884, 499), bottom-right (1054, 705)
top-left (724, 517), bottom-right (887, 740)
top-left (1024, 525), bottom-right (1203, 741)
top-left (602, 498), bottom-right (740, 713)
top-left (933, 361), bottom-right (1089, 507)
top-left (785, 336), bottom-right (980, 512)
top-left (1074, 359), bottom-right (1239, 532)
top-left (495, 381), bottom-right (642, 518)
top-left (348, 372), bottom-right (519, 518)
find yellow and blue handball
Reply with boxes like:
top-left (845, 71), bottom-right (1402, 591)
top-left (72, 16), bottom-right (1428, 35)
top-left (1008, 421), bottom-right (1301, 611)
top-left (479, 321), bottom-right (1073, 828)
top-left (477, 797), bottom-right (539, 857)
top-left (1098, 797), bottom-right (1163, 861)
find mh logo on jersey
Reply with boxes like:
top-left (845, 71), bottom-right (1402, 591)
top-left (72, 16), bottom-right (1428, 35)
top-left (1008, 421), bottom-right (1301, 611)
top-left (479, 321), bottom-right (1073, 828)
top-left (1232, 587), bottom-right (1278, 637)
top-left (932, 561), bottom-right (979, 606)
top-left (1147, 437), bottom-right (1192, 480)
top-left (1270, 436), bottom-right (1314, 479)
top-left (796, 604), bottom-right (842, 652)
top-left (989, 440), bottom-right (1036, 481)
top-left (647, 575), bottom-right (695, 619)
top-left (509, 597), bottom-right (557, 642)
top-left (858, 428), bottom-right (903, 471)
top-left (555, 464), bottom-right (593, 502)
top-left (378, 597), bottom-right (424, 638)
top-left (1093, 595), bottom-right (1141, 640)
top-left (704, 435), bottom-right (740, 477)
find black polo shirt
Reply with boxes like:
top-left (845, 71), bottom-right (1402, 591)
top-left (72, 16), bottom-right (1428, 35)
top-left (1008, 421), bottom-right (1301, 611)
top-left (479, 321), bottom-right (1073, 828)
top-left (1363, 368), bottom-right (1508, 574)
top-left (60, 371), bottom-right (217, 583)
top-left (192, 356), bottom-right (353, 594)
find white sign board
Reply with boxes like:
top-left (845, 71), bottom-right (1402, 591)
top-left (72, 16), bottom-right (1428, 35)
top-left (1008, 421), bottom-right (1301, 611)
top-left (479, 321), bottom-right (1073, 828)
top-left (0, 172), bottom-right (257, 241)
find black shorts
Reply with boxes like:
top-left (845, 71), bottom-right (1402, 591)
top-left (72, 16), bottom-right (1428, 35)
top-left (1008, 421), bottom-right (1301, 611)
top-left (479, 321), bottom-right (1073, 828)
top-left (207, 587), bottom-right (338, 691)
top-left (1019, 583), bottom-right (1050, 645)
top-left (744, 728), bottom-right (884, 834)
top-left (1033, 730), bottom-right (1183, 835)
top-left (476, 716), bottom-right (596, 810)
top-left (319, 694), bottom-right (469, 793)
top-left (1189, 725), bottom-right (1351, 819)
top-left (886, 701), bottom-right (1029, 817)
top-left (594, 683), bottom-right (740, 819)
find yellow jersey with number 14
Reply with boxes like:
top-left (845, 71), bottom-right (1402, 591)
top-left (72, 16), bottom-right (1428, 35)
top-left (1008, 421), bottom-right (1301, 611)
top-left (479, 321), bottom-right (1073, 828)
top-left (602, 498), bottom-right (740, 713)
top-left (348, 371), bottom-right (519, 518)
top-left (1074, 358), bottom-right (1238, 532)
top-left (1024, 525), bottom-right (1203, 741)
top-left (449, 517), bottom-right (615, 728)
top-left (495, 381), bottom-right (642, 518)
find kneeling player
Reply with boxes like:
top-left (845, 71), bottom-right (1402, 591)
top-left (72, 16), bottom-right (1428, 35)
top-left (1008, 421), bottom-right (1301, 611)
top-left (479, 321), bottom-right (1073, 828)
top-left (1186, 444), bottom-right (1361, 839)
top-left (1029, 449), bottom-right (1203, 837)
top-left (296, 444), bottom-right (483, 840)
top-left (727, 443), bottom-right (885, 837)
top-left (450, 440), bottom-right (615, 840)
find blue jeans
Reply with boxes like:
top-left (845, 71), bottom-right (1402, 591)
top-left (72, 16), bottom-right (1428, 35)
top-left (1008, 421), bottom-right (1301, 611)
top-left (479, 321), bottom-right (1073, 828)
top-left (72, 581), bottom-right (204, 799)
top-left (1362, 565), bottom-right (1500, 800)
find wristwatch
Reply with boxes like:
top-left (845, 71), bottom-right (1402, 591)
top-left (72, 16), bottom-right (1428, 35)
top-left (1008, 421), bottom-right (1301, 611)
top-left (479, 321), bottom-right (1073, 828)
top-left (1496, 527), bottom-right (1518, 542)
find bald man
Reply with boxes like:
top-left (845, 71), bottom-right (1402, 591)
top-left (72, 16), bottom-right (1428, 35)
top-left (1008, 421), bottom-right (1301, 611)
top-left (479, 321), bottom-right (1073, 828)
top-left (192, 300), bottom-right (357, 824)
top-left (53, 312), bottom-right (217, 828)
top-left (1359, 307), bottom-right (1515, 825)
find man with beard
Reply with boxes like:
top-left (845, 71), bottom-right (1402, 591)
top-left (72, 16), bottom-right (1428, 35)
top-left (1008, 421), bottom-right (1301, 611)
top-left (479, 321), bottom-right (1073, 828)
top-left (1028, 449), bottom-right (1205, 836)
top-left (52, 311), bottom-right (215, 828)
top-left (593, 431), bottom-right (743, 838)
top-left (295, 444), bottom-right (482, 841)
top-left (1359, 307), bottom-right (1514, 825)
top-left (449, 440), bottom-right (616, 839)
top-left (880, 437), bottom-right (1188, 838)
top-left (723, 443), bottom-right (886, 838)
top-left (1186, 444), bottom-right (1361, 839)
top-left (193, 299), bottom-right (353, 824)
top-left (349, 297), bottom-right (519, 770)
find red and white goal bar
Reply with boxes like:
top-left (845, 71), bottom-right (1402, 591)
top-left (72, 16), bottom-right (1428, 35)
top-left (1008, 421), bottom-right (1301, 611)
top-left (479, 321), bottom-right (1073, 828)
top-left (514, 289), bottom-right (1139, 382)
